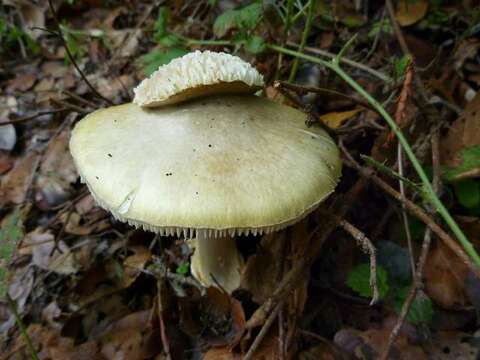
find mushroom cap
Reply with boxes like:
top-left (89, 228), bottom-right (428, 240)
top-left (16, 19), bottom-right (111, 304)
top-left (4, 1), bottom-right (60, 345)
top-left (69, 95), bottom-right (341, 237)
top-left (133, 51), bottom-right (264, 107)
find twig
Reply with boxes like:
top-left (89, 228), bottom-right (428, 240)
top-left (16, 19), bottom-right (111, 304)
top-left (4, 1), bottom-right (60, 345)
top-left (47, 0), bottom-right (113, 105)
top-left (50, 98), bottom-right (89, 114)
top-left (338, 219), bottom-right (379, 305)
top-left (380, 131), bottom-right (442, 360)
top-left (244, 302), bottom-right (283, 360)
top-left (274, 80), bottom-right (376, 112)
top-left (286, 41), bottom-right (392, 83)
top-left (342, 156), bottom-right (480, 279)
top-left (0, 108), bottom-right (67, 127)
top-left (62, 90), bottom-right (98, 109)
top-left (157, 281), bottom-right (172, 360)
top-left (6, 294), bottom-right (40, 360)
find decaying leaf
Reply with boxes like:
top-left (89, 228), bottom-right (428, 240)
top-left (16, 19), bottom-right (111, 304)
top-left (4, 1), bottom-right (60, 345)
top-left (424, 240), bottom-right (469, 309)
top-left (441, 93), bottom-right (480, 181)
top-left (122, 246), bottom-right (152, 288)
top-left (0, 152), bottom-right (40, 206)
top-left (396, 0), bottom-right (429, 27)
top-left (320, 109), bottom-right (362, 129)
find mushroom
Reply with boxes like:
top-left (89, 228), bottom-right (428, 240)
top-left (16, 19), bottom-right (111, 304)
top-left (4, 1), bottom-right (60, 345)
top-left (69, 51), bottom-right (341, 293)
top-left (133, 50), bottom-right (264, 107)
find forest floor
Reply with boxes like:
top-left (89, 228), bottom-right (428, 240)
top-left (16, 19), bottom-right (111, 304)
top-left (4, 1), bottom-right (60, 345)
top-left (1, 0), bottom-right (480, 359)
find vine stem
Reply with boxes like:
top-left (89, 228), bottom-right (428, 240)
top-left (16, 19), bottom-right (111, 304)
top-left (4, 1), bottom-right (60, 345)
top-left (267, 43), bottom-right (480, 268)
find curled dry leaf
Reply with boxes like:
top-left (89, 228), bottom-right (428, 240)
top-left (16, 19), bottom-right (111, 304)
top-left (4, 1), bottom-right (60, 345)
top-left (319, 108), bottom-right (362, 129)
top-left (441, 92), bottom-right (480, 181)
top-left (28, 229), bottom-right (78, 275)
top-left (122, 246), bottom-right (152, 288)
top-left (395, 0), bottom-right (429, 27)
top-left (0, 152), bottom-right (40, 206)
top-left (424, 240), bottom-right (469, 309)
top-left (35, 128), bottom-right (78, 208)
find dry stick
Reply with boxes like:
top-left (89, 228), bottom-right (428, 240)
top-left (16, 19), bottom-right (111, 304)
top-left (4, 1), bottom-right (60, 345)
top-left (0, 108), bottom-right (67, 126)
top-left (380, 132), bottom-right (442, 360)
top-left (157, 281), bottom-right (172, 360)
top-left (246, 178), bottom-right (368, 330)
top-left (287, 41), bottom-right (392, 83)
top-left (338, 219), bottom-right (379, 305)
top-left (344, 158), bottom-right (480, 279)
top-left (274, 80), bottom-right (376, 112)
top-left (62, 89), bottom-right (98, 109)
top-left (47, 0), bottom-right (113, 106)
top-left (244, 302), bottom-right (283, 360)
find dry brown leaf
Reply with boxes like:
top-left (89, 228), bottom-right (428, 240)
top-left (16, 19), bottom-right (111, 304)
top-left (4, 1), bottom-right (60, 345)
top-left (122, 246), bottom-right (152, 288)
top-left (319, 109), bottom-right (362, 129)
top-left (441, 92), bottom-right (480, 180)
top-left (427, 331), bottom-right (480, 359)
top-left (27, 229), bottom-right (78, 274)
top-left (6, 73), bottom-right (36, 92)
top-left (35, 128), bottom-right (78, 208)
top-left (0, 152), bottom-right (40, 205)
top-left (424, 240), bottom-right (469, 309)
top-left (396, 0), bottom-right (429, 27)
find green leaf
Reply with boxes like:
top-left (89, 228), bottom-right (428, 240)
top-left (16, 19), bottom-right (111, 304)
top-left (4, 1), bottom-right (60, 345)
top-left (347, 263), bottom-right (389, 300)
top-left (157, 33), bottom-right (183, 47)
top-left (154, 6), bottom-right (170, 40)
top-left (394, 288), bottom-right (434, 325)
top-left (0, 209), bottom-right (25, 297)
top-left (393, 55), bottom-right (412, 80)
top-left (236, 2), bottom-right (263, 30)
top-left (213, 9), bottom-right (238, 37)
top-left (454, 179), bottom-right (480, 209)
top-left (443, 145), bottom-right (480, 182)
top-left (142, 47), bottom-right (189, 75)
top-left (244, 35), bottom-right (265, 54)
top-left (213, 1), bottom-right (263, 37)
top-left (176, 261), bottom-right (189, 275)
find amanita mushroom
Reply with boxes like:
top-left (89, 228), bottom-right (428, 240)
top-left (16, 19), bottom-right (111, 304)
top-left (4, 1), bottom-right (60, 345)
top-left (69, 51), bottom-right (341, 293)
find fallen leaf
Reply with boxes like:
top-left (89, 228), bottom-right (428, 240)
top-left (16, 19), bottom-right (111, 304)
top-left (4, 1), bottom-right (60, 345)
top-left (424, 240), bottom-right (469, 309)
top-left (122, 246), bottom-right (152, 288)
top-left (441, 92), bottom-right (480, 181)
top-left (396, 0), bottom-right (429, 27)
top-left (427, 331), bottom-right (480, 359)
top-left (28, 229), bottom-right (78, 274)
top-left (6, 73), bottom-right (36, 92)
top-left (35, 128), bottom-right (78, 208)
top-left (319, 109), bottom-right (362, 129)
top-left (0, 152), bottom-right (40, 205)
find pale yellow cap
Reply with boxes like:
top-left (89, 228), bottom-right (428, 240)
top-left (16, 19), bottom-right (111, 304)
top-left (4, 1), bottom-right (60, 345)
top-left (69, 95), bottom-right (341, 236)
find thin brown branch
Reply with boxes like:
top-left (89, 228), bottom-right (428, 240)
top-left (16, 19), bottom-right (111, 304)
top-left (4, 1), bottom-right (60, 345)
top-left (338, 218), bottom-right (379, 305)
top-left (343, 157), bottom-right (480, 279)
top-left (244, 302), bottom-right (283, 360)
top-left (274, 80), bottom-right (377, 112)
top-left (0, 109), bottom-right (67, 127)
top-left (157, 281), bottom-right (172, 360)
top-left (47, 0), bottom-right (113, 106)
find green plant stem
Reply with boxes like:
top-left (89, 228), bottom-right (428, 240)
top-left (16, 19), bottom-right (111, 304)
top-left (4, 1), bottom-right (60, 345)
top-left (184, 38), bottom-right (232, 46)
top-left (6, 294), bottom-right (40, 360)
top-left (268, 43), bottom-right (480, 268)
top-left (288, 0), bottom-right (315, 82)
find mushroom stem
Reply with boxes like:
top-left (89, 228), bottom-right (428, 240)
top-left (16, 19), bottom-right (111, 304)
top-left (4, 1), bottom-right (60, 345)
top-left (190, 232), bottom-right (244, 294)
